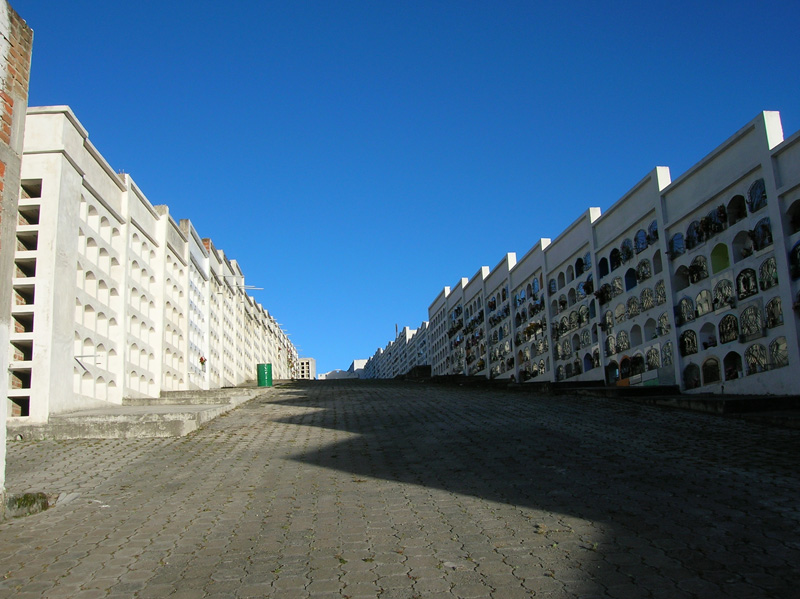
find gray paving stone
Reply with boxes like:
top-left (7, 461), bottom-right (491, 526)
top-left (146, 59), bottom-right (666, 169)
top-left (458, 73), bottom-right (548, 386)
top-left (413, 575), bottom-right (452, 593)
top-left (1, 380), bottom-right (799, 599)
top-left (481, 572), bottom-right (522, 589)
top-left (342, 570), bottom-right (379, 585)
top-left (272, 575), bottom-right (308, 590)
top-left (306, 578), bottom-right (344, 594)
top-left (408, 566), bottom-right (446, 581)
top-left (489, 586), bottom-right (532, 599)
top-left (373, 563), bottom-right (409, 577)
top-left (136, 583), bottom-right (177, 598)
top-left (66, 591), bottom-right (107, 599)
top-left (520, 575), bottom-right (565, 594)
top-left (340, 581), bottom-right (381, 597)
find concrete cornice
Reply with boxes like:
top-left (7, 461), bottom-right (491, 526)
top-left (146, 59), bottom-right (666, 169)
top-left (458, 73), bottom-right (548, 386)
top-left (181, 220), bottom-right (209, 257)
top-left (166, 240), bottom-right (188, 267)
top-left (229, 259), bottom-right (244, 277)
top-left (545, 209), bottom-right (598, 253)
top-left (129, 180), bottom-right (160, 219)
top-left (83, 138), bottom-right (126, 192)
top-left (23, 147), bottom-right (84, 179)
top-left (464, 266), bottom-right (490, 297)
top-left (27, 105), bottom-right (87, 137)
top-left (775, 178), bottom-right (800, 198)
top-left (81, 177), bottom-right (125, 224)
top-left (26, 106), bottom-right (127, 192)
top-left (161, 210), bottom-right (188, 244)
top-left (451, 277), bottom-right (468, 292)
top-left (190, 254), bottom-right (209, 282)
top-left (490, 252), bottom-right (516, 274)
top-left (771, 123), bottom-right (800, 159)
top-left (662, 115), bottom-right (770, 197)
top-left (130, 217), bottom-right (159, 248)
top-left (514, 237), bottom-right (550, 265)
top-left (427, 286), bottom-right (450, 314)
top-left (597, 169), bottom-right (662, 224)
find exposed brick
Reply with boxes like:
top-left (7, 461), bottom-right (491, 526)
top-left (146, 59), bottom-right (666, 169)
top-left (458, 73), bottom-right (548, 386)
top-left (1, 4), bottom-right (36, 422)
top-left (10, 374), bottom-right (22, 389)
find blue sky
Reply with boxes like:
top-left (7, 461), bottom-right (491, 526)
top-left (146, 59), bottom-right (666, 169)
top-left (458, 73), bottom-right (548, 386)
top-left (13, 0), bottom-right (800, 375)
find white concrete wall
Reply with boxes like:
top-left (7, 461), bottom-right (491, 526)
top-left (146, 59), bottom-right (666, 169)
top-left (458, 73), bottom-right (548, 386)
top-left (484, 254), bottom-right (516, 379)
top-left (370, 111), bottom-right (800, 395)
top-left (426, 286), bottom-right (449, 376)
top-left (444, 278), bottom-right (467, 375)
top-left (462, 266), bottom-right (488, 377)
top-left (508, 240), bottom-right (550, 381)
top-left (592, 169), bottom-right (672, 387)
top-left (181, 219), bottom-right (210, 390)
top-left (655, 113), bottom-right (793, 394)
top-left (9, 107), bottom-right (299, 421)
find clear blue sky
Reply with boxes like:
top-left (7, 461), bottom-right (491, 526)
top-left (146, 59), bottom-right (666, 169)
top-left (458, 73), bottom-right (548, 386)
top-left (13, 0), bottom-right (800, 375)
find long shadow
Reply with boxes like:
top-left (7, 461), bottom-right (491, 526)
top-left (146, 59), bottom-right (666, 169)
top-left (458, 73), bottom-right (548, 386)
top-left (264, 380), bottom-right (800, 596)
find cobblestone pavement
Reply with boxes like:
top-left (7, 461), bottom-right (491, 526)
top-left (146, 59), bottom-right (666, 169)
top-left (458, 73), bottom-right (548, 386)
top-left (1, 381), bottom-right (799, 598)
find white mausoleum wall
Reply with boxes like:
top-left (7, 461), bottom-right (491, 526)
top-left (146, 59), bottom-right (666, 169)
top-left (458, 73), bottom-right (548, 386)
top-left (10, 107), bottom-right (299, 421)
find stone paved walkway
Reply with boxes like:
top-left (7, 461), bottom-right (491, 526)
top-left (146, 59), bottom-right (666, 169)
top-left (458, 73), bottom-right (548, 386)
top-left (1, 380), bottom-right (799, 598)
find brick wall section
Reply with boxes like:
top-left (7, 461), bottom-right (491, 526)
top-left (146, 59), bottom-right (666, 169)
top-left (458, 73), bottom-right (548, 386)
top-left (1, 1), bottom-right (33, 504)
top-left (0, 2), bottom-right (32, 249)
top-left (0, 4), bottom-right (32, 128)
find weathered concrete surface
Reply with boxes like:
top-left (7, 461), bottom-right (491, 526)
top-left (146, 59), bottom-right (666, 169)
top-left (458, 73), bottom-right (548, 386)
top-left (6, 388), bottom-right (267, 440)
top-left (1, 380), bottom-right (798, 598)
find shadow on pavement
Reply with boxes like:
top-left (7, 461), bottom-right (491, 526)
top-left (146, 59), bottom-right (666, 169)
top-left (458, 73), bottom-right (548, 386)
top-left (264, 380), bottom-right (800, 597)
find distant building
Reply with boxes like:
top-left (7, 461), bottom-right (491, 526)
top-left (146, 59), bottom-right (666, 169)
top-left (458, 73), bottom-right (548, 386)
top-left (362, 348), bottom-right (382, 379)
top-left (298, 358), bottom-right (316, 380)
top-left (318, 360), bottom-right (367, 380)
top-left (318, 369), bottom-right (351, 380)
top-left (363, 323), bottom-right (429, 379)
top-left (348, 359), bottom-right (367, 377)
